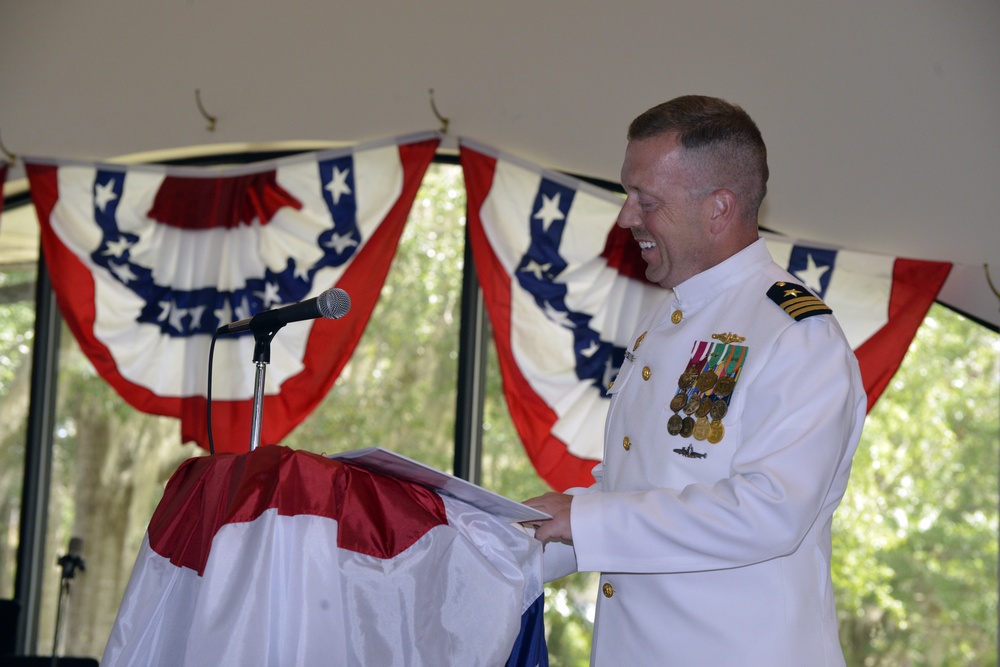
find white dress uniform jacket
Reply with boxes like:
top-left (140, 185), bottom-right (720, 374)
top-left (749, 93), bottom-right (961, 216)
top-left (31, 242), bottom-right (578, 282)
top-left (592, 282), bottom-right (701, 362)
top-left (542, 239), bottom-right (867, 666)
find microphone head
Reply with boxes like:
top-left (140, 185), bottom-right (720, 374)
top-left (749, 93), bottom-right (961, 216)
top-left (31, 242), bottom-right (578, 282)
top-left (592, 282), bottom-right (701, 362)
top-left (68, 537), bottom-right (84, 556)
top-left (317, 288), bottom-right (351, 320)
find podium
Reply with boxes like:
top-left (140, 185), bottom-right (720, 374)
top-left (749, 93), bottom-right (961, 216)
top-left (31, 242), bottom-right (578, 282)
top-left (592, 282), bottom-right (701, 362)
top-left (103, 445), bottom-right (547, 666)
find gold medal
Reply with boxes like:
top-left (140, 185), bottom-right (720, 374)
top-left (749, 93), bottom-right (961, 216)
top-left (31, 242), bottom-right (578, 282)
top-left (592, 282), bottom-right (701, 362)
top-left (669, 393), bottom-right (688, 413)
top-left (708, 420), bottom-right (725, 444)
top-left (678, 369), bottom-right (698, 389)
top-left (683, 395), bottom-right (700, 415)
top-left (692, 416), bottom-right (710, 441)
top-left (667, 414), bottom-right (683, 436)
top-left (695, 395), bottom-right (713, 418)
top-left (710, 399), bottom-right (728, 420)
top-left (715, 376), bottom-right (736, 397)
top-left (696, 371), bottom-right (718, 392)
top-left (680, 417), bottom-right (695, 438)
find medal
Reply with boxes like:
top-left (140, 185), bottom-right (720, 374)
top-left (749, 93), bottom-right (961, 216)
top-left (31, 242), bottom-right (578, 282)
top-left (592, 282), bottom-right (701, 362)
top-left (683, 395), bottom-right (700, 415)
top-left (678, 369), bottom-right (698, 389)
top-left (695, 395), bottom-right (713, 418)
top-left (710, 399), bottom-right (728, 420)
top-left (715, 344), bottom-right (748, 397)
top-left (667, 414), bottom-right (683, 436)
top-left (715, 376), bottom-right (736, 397)
top-left (692, 416), bottom-right (710, 441)
top-left (708, 420), bottom-right (725, 444)
top-left (680, 417), bottom-right (695, 438)
top-left (669, 392), bottom-right (688, 413)
top-left (696, 371), bottom-right (717, 392)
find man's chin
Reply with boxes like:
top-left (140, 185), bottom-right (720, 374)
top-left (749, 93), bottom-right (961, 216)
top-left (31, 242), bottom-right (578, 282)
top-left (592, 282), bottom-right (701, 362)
top-left (643, 264), bottom-right (665, 286)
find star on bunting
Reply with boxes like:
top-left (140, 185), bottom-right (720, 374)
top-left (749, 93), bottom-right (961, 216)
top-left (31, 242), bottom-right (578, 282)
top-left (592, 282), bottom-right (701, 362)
top-left (520, 259), bottom-right (553, 280)
top-left (94, 179), bottom-right (119, 213)
top-left (325, 167), bottom-right (352, 205)
top-left (794, 253), bottom-right (830, 294)
top-left (255, 282), bottom-right (283, 310)
top-left (533, 193), bottom-right (565, 231)
top-left (325, 231), bottom-right (359, 254)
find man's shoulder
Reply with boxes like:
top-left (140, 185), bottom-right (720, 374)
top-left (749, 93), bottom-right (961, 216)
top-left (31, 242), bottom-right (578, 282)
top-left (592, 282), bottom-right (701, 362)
top-left (764, 280), bottom-right (833, 322)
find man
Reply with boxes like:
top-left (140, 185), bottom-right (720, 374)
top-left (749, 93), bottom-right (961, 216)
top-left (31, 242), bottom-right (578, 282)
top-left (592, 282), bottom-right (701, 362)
top-left (524, 95), bottom-right (866, 666)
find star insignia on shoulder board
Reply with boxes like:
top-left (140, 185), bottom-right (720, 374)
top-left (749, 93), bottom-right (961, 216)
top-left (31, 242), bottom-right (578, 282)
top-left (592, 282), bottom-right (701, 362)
top-left (767, 281), bottom-right (832, 321)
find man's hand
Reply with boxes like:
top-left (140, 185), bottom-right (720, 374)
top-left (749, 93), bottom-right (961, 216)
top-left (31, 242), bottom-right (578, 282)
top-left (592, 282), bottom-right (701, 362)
top-left (522, 492), bottom-right (574, 545)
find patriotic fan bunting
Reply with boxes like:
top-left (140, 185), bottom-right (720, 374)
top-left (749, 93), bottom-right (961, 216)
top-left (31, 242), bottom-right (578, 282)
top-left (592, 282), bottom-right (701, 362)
top-left (26, 134), bottom-right (439, 453)
top-left (460, 140), bottom-right (951, 491)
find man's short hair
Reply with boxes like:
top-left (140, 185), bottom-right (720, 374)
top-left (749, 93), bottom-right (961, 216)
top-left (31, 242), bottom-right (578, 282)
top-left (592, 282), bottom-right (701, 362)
top-left (628, 95), bottom-right (769, 218)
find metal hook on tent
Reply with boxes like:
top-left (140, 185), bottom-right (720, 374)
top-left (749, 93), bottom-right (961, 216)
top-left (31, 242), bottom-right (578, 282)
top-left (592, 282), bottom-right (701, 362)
top-left (985, 264), bottom-right (1000, 307)
top-left (429, 88), bottom-right (450, 134)
top-left (0, 127), bottom-right (16, 165)
top-left (195, 89), bottom-right (218, 132)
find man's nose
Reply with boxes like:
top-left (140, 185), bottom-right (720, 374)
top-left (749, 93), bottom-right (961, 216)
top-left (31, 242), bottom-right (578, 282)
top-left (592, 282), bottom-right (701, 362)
top-left (616, 198), bottom-right (638, 229)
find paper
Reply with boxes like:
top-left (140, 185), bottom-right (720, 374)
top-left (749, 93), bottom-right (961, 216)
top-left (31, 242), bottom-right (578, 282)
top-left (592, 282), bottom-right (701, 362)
top-left (328, 447), bottom-right (552, 523)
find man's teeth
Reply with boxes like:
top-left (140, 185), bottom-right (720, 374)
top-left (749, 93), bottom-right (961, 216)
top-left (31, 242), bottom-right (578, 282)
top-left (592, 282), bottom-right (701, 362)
top-left (638, 241), bottom-right (656, 250)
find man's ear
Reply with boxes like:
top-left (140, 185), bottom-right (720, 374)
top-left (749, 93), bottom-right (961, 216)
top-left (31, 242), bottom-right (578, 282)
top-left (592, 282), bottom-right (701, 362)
top-left (705, 188), bottom-right (738, 234)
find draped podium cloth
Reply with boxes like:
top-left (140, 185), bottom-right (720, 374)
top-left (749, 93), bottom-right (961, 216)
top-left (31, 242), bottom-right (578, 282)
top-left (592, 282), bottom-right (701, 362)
top-left (104, 445), bottom-right (546, 667)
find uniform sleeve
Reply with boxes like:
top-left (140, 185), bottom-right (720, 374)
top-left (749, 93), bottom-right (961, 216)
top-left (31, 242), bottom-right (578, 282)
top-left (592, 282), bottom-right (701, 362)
top-left (569, 316), bottom-right (867, 574)
top-left (540, 475), bottom-right (601, 582)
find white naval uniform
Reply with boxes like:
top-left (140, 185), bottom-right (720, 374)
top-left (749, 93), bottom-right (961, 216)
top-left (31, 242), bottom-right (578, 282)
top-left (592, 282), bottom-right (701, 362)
top-left (542, 238), bottom-right (867, 666)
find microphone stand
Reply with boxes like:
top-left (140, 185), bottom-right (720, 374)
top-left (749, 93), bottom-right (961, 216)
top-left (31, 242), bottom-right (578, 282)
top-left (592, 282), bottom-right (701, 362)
top-left (51, 544), bottom-right (85, 666)
top-left (249, 327), bottom-right (281, 451)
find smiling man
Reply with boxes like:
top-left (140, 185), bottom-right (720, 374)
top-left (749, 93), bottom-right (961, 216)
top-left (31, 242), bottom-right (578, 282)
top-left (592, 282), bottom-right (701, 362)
top-left (524, 96), bottom-right (866, 666)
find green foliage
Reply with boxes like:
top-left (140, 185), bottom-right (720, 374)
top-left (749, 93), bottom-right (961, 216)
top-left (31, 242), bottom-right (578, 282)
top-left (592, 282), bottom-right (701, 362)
top-left (0, 269), bottom-right (35, 396)
top-left (834, 306), bottom-right (999, 666)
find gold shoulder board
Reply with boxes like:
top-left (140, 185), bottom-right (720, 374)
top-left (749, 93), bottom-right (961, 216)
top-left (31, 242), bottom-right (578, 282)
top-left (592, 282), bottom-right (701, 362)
top-left (766, 281), bottom-right (832, 321)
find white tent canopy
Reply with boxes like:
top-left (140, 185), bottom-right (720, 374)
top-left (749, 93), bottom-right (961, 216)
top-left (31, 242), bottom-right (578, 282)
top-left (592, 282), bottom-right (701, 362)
top-left (1, 0), bottom-right (997, 327)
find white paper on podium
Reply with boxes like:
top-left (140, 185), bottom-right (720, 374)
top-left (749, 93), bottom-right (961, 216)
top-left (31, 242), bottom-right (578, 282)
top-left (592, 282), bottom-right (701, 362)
top-left (328, 447), bottom-right (552, 523)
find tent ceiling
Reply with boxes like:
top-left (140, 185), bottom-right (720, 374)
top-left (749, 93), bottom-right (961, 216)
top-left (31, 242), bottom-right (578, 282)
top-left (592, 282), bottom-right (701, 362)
top-left (1, 1), bottom-right (998, 327)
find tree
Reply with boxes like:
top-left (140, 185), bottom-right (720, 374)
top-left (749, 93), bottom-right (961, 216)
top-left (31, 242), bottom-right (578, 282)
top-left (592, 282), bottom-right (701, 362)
top-left (835, 306), bottom-right (999, 666)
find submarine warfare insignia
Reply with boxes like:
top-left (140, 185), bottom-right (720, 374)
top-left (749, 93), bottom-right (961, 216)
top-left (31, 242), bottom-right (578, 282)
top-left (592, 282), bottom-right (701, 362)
top-left (674, 444), bottom-right (707, 459)
top-left (666, 338), bottom-right (748, 446)
top-left (767, 282), bottom-right (832, 321)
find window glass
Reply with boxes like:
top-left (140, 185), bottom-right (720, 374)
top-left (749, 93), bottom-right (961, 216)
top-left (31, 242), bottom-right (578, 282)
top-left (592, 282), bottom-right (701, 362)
top-left (45, 340), bottom-right (199, 658)
top-left (0, 258), bottom-right (36, 601)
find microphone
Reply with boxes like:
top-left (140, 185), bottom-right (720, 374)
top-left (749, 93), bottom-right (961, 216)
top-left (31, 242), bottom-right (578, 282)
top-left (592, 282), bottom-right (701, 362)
top-left (217, 287), bottom-right (351, 335)
top-left (57, 537), bottom-right (85, 580)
